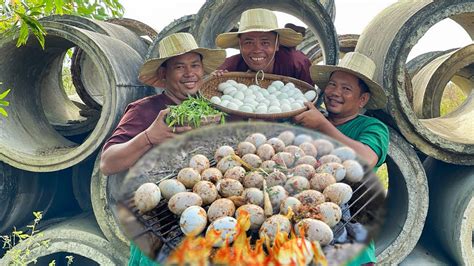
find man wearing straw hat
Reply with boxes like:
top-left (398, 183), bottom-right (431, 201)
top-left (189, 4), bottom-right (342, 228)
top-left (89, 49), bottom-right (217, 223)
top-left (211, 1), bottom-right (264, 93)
top-left (295, 51), bottom-right (389, 265)
top-left (100, 32), bottom-right (225, 266)
top-left (213, 8), bottom-right (313, 85)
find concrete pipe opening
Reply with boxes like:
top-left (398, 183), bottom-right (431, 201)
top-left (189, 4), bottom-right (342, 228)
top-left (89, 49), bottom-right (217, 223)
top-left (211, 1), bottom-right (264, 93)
top-left (375, 127), bottom-right (428, 264)
top-left (190, 0), bottom-right (338, 65)
top-left (298, 34), bottom-right (359, 64)
top-left (355, 0), bottom-right (474, 165)
top-left (0, 21), bottom-right (152, 171)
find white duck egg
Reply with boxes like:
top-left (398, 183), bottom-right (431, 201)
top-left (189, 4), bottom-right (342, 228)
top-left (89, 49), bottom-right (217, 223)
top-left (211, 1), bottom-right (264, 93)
top-left (277, 92), bottom-right (289, 100)
top-left (280, 99), bottom-right (291, 106)
top-left (254, 91), bottom-right (263, 99)
top-left (290, 102), bottom-right (303, 110)
top-left (159, 179), bottom-right (186, 200)
top-left (269, 100), bottom-right (280, 107)
top-left (255, 105), bottom-right (268, 114)
top-left (223, 86), bottom-right (237, 95)
top-left (226, 102), bottom-right (239, 110)
top-left (217, 82), bottom-right (232, 92)
top-left (180, 206), bottom-right (207, 236)
top-left (267, 85), bottom-right (278, 94)
top-left (206, 216), bottom-right (238, 247)
top-left (286, 82), bottom-right (295, 89)
top-left (244, 95), bottom-right (256, 102)
top-left (210, 96), bottom-right (221, 105)
top-left (248, 85), bottom-right (260, 91)
top-left (280, 104), bottom-right (291, 112)
top-left (220, 95), bottom-right (233, 101)
top-left (233, 91), bottom-right (245, 101)
top-left (235, 83), bottom-right (247, 90)
top-left (261, 89), bottom-right (270, 96)
top-left (304, 90), bottom-right (317, 101)
top-left (134, 183), bottom-right (161, 213)
top-left (230, 98), bottom-right (243, 106)
top-left (268, 106), bottom-right (282, 113)
top-left (219, 100), bottom-right (229, 108)
top-left (226, 79), bottom-right (238, 85)
top-left (238, 105), bottom-right (254, 113)
top-left (272, 80), bottom-right (284, 88)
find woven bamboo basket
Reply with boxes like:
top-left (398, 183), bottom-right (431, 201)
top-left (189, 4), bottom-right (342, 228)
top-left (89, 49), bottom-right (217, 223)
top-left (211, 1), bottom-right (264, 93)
top-left (200, 72), bottom-right (317, 120)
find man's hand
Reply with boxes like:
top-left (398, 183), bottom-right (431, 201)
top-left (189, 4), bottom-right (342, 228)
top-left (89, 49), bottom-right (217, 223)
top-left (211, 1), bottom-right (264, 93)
top-left (211, 69), bottom-right (228, 77)
top-left (294, 102), bottom-right (329, 130)
top-left (145, 108), bottom-right (192, 145)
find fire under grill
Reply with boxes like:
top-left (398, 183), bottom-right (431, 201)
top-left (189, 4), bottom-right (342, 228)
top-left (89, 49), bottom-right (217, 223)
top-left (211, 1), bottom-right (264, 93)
top-left (119, 157), bottom-right (386, 264)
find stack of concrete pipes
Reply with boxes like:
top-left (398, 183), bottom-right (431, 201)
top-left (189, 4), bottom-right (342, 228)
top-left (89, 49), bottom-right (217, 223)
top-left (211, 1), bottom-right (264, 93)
top-left (0, 0), bottom-right (472, 264)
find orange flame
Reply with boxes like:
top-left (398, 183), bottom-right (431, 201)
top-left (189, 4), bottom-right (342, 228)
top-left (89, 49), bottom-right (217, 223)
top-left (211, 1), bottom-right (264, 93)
top-left (166, 211), bottom-right (328, 266)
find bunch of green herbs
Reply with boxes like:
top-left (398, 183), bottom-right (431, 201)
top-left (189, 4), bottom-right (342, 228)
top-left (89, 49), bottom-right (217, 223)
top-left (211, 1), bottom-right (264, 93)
top-left (165, 95), bottom-right (225, 128)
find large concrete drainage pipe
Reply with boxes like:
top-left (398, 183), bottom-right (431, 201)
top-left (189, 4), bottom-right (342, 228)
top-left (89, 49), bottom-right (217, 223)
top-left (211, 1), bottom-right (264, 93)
top-left (0, 21), bottom-right (153, 171)
top-left (355, 0), bottom-right (474, 165)
top-left (90, 154), bottom-right (129, 255)
top-left (0, 214), bottom-right (128, 265)
top-left (191, 0), bottom-right (338, 65)
top-left (375, 127), bottom-right (429, 264)
top-left (422, 158), bottom-right (474, 265)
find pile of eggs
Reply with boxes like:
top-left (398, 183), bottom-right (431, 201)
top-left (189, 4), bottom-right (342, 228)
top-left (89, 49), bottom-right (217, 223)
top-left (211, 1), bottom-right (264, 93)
top-left (133, 131), bottom-right (366, 248)
top-left (209, 80), bottom-right (317, 114)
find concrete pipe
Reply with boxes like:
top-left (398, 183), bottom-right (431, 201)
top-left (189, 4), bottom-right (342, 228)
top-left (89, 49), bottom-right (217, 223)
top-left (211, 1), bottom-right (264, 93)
top-left (190, 0), bottom-right (338, 65)
top-left (412, 44), bottom-right (474, 118)
top-left (90, 154), bottom-right (130, 255)
top-left (298, 33), bottom-right (359, 63)
top-left (0, 162), bottom-right (81, 234)
top-left (71, 153), bottom-right (97, 211)
top-left (107, 17), bottom-right (158, 41)
top-left (0, 214), bottom-right (128, 265)
top-left (0, 21), bottom-right (154, 171)
top-left (421, 157), bottom-right (474, 265)
top-left (355, 0), bottom-right (474, 165)
top-left (406, 49), bottom-right (456, 78)
top-left (42, 15), bottom-right (150, 111)
top-left (374, 127), bottom-right (429, 264)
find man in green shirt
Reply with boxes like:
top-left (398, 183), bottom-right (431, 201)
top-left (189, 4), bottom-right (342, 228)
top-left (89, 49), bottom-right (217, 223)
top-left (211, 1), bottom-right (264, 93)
top-left (294, 51), bottom-right (389, 265)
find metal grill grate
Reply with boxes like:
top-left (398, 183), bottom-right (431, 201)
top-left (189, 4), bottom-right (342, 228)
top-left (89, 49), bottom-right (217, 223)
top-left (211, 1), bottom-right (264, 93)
top-left (120, 158), bottom-right (385, 263)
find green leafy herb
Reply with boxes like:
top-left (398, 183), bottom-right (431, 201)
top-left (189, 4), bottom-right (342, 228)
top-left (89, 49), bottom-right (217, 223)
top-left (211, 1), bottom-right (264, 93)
top-left (165, 95), bottom-right (226, 128)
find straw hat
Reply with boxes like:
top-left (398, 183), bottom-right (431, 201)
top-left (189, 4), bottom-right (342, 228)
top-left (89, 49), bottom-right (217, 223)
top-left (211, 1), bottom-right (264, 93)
top-left (310, 52), bottom-right (388, 110)
top-left (215, 8), bottom-right (303, 49)
top-left (138, 32), bottom-right (226, 87)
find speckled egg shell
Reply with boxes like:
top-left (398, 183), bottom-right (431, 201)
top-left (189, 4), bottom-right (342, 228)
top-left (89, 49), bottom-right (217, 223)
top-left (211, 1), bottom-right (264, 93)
top-left (280, 196), bottom-right (302, 215)
top-left (292, 164), bottom-right (316, 179)
top-left (206, 216), bottom-right (238, 247)
top-left (257, 144), bottom-right (276, 161)
top-left (243, 188), bottom-right (264, 207)
top-left (295, 218), bottom-right (333, 245)
top-left (217, 155), bottom-right (242, 174)
top-left (192, 181), bottom-right (218, 205)
top-left (342, 160), bottom-right (364, 183)
top-left (265, 171), bottom-right (287, 187)
top-left (242, 171), bottom-right (264, 189)
top-left (189, 154), bottom-right (210, 173)
top-left (223, 166), bottom-right (246, 182)
top-left (177, 167), bottom-right (201, 189)
top-left (316, 162), bottom-right (346, 182)
top-left (314, 202), bottom-right (342, 228)
top-left (236, 204), bottom-right (265, 230)
top-left (284, 176), bottom-right (310, 195)
top-left (272, 152), bottom-right (295, 168)
top-left (278, 131), bottom-right (295, 146)
top-left (237, 141), bottom-right (257, 156)
top-left (295, 190), bottom-right (325, 206)
top-left (294, 134), bottom-right (313, 146)
top-left (323, 183), bottom-right (353, 205)
top-left (331, 146), bottom-right (356, 161)
top-left (242, 153), bottom-right (263, 168)
top-left (180, 206), bottom-right (207, 236)
top-left (266, 137), bottom-right (286, 153)
top-left (267, 185), bottom-right (289, 213)
top-left (245, 133), bottom-right (267, 148)
top-left (310, 173), bottom-right (337, 192)
top-left (319, 154), bottom-right (342, 164)
top-left (201, 167), bottom-right (223, 183)
top-left (295, 155), bottom-right (318, 168)
top-left (216, 178), bottom-right (244, 198)
top-left (312, 139), bottom-right (334, 157)
top-left (168, 192), bottom-right (202, 215)
top-left (259, 214), bottom-right (292, 244)
top-left (284, 145), bottom-right (306, 159)
top-left (158, 179), bottom-right (186, 200)
top-left (299, 142), bottom-right (318, 158)
top-left (134, 183), bottom-right (161, 213)
top-left (207, 198), bottom-right (236, 222)
top-left (214, 145), bottom-right (235, 162)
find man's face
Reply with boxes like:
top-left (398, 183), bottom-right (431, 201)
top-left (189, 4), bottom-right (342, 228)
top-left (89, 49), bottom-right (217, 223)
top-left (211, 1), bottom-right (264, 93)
top-left (323, 71), bottom-right (370, 118)
top-left (161, 52), bottom-right (204, 101)
top-left (239, 31), bottom-right (278, 71)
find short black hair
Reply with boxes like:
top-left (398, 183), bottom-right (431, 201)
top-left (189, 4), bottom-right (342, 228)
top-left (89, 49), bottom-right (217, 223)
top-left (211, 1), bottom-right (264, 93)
top-left (358, 78), bottom-right (370, 95)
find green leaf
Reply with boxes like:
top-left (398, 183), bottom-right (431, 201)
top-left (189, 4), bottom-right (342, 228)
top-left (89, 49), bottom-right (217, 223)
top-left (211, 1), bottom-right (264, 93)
top-left (0, 100), bottom-right (9, 107)
top-left (54, 0), bottom-right (64, 15)
top-left (16, 21), bottom-right (29, 47)
top-left (0, 88), bottom-right (10, 99)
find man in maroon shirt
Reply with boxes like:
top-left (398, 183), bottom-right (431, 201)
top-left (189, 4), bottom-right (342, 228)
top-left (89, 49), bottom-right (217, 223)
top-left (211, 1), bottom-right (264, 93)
top-left (214, 8), bottom-right (313, 85)
top-left (100, 32), bottom-right (225, 176)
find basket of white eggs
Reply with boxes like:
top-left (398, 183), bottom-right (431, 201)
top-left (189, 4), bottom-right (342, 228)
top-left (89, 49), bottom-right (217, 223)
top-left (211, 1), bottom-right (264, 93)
top-left (200, 72), bottom-right (318, 120)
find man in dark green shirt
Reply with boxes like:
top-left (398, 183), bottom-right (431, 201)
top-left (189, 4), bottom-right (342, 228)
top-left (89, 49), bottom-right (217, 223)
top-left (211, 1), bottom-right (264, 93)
top-left (295, 51), bottom-right (389, 265)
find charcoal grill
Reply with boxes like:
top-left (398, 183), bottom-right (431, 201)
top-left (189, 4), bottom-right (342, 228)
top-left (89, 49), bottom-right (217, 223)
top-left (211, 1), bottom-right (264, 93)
top-left (117, 122), bottom-right (386, 264)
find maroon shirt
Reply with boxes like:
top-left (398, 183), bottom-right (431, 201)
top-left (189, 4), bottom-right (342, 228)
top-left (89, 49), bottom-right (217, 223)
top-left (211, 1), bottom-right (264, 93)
top-left (102, 93), bottom-right (175, 152)
top-left (218, 46), bottom-right (313, 85)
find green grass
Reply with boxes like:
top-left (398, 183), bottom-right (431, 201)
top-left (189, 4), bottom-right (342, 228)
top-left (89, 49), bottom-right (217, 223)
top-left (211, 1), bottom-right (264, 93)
top-left (440, 81), bottom-right (467, 116)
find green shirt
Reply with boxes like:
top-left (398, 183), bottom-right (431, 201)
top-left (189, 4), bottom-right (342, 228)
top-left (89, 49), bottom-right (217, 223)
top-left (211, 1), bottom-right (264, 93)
top-left (337, 115), bottom-right (389, 265)
top-left (129, 243), bottom-right (158, 266)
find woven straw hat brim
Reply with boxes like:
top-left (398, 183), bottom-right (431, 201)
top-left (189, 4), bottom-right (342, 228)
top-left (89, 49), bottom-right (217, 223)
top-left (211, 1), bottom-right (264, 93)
top-left (215, 28), bottom-right (303, 49)
top-left (138, 48), bottom-right (226, 87)
top-left (311, 65), bottom-right (388, 110)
